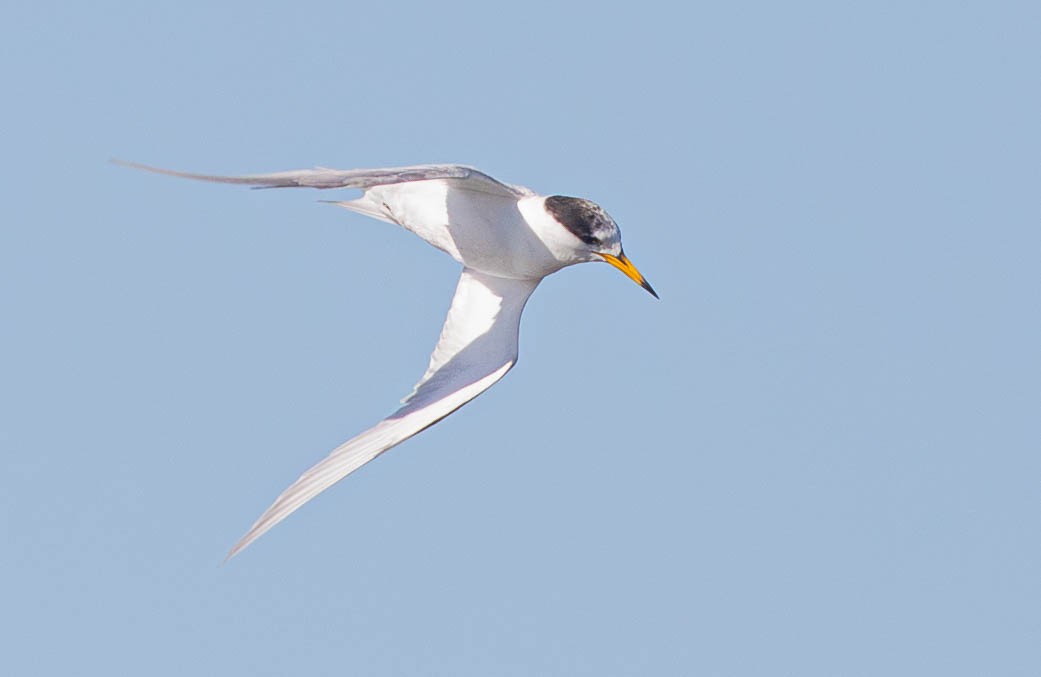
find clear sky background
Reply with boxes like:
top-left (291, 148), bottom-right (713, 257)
top-left (2, 2), bottom-right (1038, 675)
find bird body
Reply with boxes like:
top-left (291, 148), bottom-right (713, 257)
top-left (339, 180), bottom-right (567, 279)
top-left (117, 160), bottom-right (656, 559)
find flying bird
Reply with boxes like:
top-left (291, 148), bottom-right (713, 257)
top-left (117, 160), bottom-right (657, 559)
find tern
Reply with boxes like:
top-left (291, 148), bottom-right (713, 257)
top-left (118, 160), bottom-right (657, 559)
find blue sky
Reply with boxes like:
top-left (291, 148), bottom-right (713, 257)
top-left (2, 1), bottom-right (1039, 675)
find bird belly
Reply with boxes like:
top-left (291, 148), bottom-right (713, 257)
top-left (367, 181), bottom-right (563, 279)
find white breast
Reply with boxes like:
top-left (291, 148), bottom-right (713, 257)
top-left (366, 182), bottom-right (571, 279)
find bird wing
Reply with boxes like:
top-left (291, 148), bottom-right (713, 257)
top-left (114, 159), bottom-right (533, 198)
top-left (226, 268), bottom-right (540, 560)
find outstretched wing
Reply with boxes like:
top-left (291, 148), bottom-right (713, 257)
top-left (226, 269), bottom-right (540, 560)
top-left (114, 159), bottom-right (532, 198)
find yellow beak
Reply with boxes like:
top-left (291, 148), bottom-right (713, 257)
top-left (597, 251), bottom-right (659, 299)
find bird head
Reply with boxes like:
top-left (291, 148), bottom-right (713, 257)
top-left (543, 195), bottom-right (658, 299)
